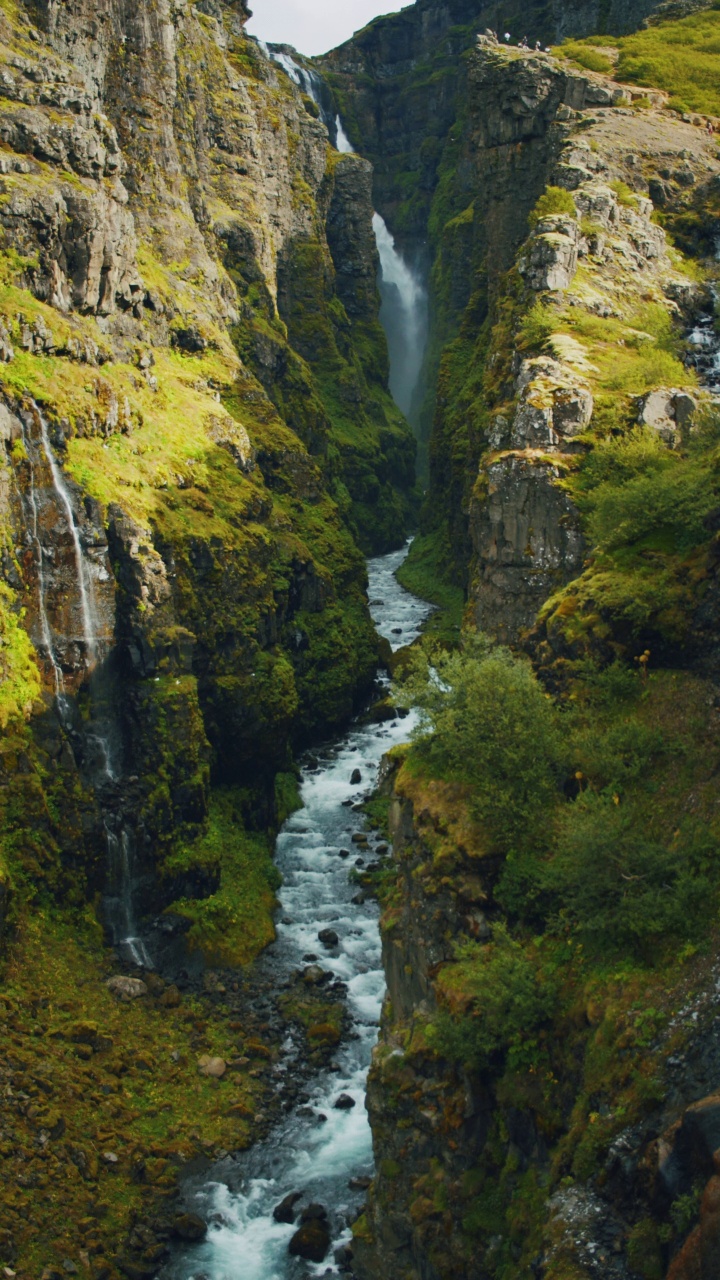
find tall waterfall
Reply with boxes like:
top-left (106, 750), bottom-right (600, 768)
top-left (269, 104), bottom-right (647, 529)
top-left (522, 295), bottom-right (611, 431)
top-left (372, 213), bottom-right (428, 422)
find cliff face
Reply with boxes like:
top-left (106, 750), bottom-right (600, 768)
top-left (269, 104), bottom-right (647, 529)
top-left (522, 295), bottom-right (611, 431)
top-left (333, 21), bottom-right (720, 1280)
top-left (0, 0), bottom-right (418, 918)
top-left (320, 0), bottom-right (666, 247)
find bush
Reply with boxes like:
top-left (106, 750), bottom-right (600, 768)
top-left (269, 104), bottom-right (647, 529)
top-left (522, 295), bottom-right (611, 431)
top-left (578, 429), bottom-right (715, 556)
top-left (428, 925), bottom-right (555, 1069)
top-left (401, 636), bottom-right (563, 852)
top-left (528, 185), bottom-right (577, 229)
top-left (518, 302), bottom-right (556, 353)
top-left (547, 793), bottom-right (712, 957)
top-left (610, 179), bottom-right (639, 209)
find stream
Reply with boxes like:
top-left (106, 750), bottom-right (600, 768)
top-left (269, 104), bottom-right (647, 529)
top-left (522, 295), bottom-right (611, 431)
top-left (168, 542), bottom-right (432, 1280)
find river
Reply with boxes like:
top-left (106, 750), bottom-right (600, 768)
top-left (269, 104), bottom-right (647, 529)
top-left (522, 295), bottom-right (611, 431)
top-left (167, 542), bottom-right (432, 1280)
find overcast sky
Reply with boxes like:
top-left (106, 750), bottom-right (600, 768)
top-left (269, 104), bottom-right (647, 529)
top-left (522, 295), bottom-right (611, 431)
top-left (246, 0), bottom-right (404, 57)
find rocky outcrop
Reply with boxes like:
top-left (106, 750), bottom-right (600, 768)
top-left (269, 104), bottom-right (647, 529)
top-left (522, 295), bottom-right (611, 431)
top-left (353, 758), bottom-right (497, 1280)
top-left (320, 0), bottom-right (667, 244)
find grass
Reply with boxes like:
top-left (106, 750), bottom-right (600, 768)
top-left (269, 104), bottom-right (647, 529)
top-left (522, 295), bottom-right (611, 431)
top-left (395, 529), bottom-right (465, 643)
top-left (0, 907), bottom-right (270, 1274)
top-left (555, 6), bottom-right (720, 118)
top-left (164, 789), bottom-right (281, 966)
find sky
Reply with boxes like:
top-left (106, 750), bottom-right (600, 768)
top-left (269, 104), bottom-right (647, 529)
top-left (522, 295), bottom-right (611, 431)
top-left (246, 0), bottom-right (405, 57)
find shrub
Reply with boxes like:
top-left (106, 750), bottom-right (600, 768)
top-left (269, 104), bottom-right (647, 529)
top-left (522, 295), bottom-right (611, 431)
top-left (578, 429), bottom-right (715, 556)
top-left (610, 179), bottom-right (639, 209)
top-left (546, 793), bottom-right (712, 957)
top-left (518, 302), bottom-right (556, 353)
top-left (401, 635), bottom-right (564, 852)
top-left (528, 185), bottom-right (577, 228)
top-left (428, 925), bottom-right (555, 1069)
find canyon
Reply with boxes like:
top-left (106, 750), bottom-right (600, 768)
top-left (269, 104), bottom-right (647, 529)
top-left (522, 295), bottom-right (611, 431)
top-left (2, 1), bottom-right (720, 1279)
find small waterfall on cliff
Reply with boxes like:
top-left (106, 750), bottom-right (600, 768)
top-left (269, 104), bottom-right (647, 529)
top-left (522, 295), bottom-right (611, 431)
top-left (372, 213), bottom-right (428, 422)
top-left (20, 402), bottom-right (151, 968)
top-left (19, 419), bottom-right (65, 704)
top-left (36, 410), bottom-right (99, 669)
top-left (335, 117), bottom-right (353, 153)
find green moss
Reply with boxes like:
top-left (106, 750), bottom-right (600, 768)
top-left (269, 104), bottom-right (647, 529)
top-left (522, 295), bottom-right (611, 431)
top-left (164, 788), bottom-right (280, 966)
top-left (395, 531), bottom-right (465, 643)
top-left (0, 584), bottom-right (41, 730)
top-left (0, 906), bottom-right (267, 1274)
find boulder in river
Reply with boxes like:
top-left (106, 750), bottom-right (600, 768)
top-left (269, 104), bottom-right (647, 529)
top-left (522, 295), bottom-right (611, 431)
top-left (273, 1191), bottom-right (303, 1224)
top-left (301, 1203), bottom-right (328, 1222)
top-left (289, 1209), bottom-right (330, 1262)
top-left (302, 964), bottom-right (330, 985)
top-left (172, 1213), bottom-right (207, 1242)
top-left (334, 1094), bottom-right (356, 1110)
top-left (318, 928), bottom-right (339, 948)
top-left (350, 768), bottom-right (362, 784)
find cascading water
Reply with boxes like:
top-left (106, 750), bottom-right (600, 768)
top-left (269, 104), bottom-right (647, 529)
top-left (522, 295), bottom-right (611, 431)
top-left (19, 418), bottom-right (65, 705)
top-left (372, 213), bottom-right (428, 422)
top-left (266, 47), bottom-right (337, 138)
top-left (335, 118), bottom-right (353, 154)
top-left (18, 402), bottom-right (150, 967)
top-left (167, 542), bottom-right (433, 1280)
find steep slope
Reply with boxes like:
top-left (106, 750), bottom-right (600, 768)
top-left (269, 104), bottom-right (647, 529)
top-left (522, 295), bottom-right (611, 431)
top-left (0, 0), bottom-right (416, 1268)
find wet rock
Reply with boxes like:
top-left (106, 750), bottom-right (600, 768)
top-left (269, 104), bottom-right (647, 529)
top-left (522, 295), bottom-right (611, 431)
top-left (350, 768), bottom-right (362, 784)
top-left (301, 1203), bottom-right (329, 1222)
top-left (273, 1191), bottom-right (303, 1224)
top-left (351, 892), bottom-right (366, 905)
top-left (335, 1243), bottom-right (354, 1270)
top-left (339, 849), bottom-right (350, 858)
top-left (288, 1216), bottom-right (330, 1263)
top-left (334, 1094), bottom-right (356, 1110)
top-left (172, 1213), bottom-right (207, 1242)
top-left (318, 928), bottom-right (339, 949)
top-left (348, 1176), bottom-right (372, 1190)
top-left (197, 1055), bottom-right (226, 1079)
top-left (351, 833), bottom-right (368, 845)
top-left (106, 976), bottom-right (147, 1001)
top-left (302, 964), bottom-right (330, 985)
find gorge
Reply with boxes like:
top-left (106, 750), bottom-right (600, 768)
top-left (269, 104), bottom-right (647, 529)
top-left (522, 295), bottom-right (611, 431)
top-left (2, 1), bottom-right (720, 1280)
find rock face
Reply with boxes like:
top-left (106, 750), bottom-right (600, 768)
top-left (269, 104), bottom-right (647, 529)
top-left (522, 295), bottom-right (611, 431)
top-left (321, 0), bottom-right (666, 242)
top-left (0, 0), bottom-right (415, 971)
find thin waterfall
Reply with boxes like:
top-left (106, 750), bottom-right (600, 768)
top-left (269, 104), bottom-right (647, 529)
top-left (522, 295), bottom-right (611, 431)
top-left (372, 213), bottom-right (428, 421)
top-left (20, 402), bottom-right (151, 967)
top-left (335, 116), bottom-right (354, 153)
top-left (35, 408), bottom-right (98, 668)
top-left (19, 418), bottom-right (65, 703)
top-left (105, 824), bottom-right (153, 969)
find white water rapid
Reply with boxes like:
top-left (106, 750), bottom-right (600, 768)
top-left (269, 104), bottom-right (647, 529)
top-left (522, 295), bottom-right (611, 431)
top-left (372, 213), bottom-right (428, 421)
top-left (167, 543), bottom-right (433, 1280)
